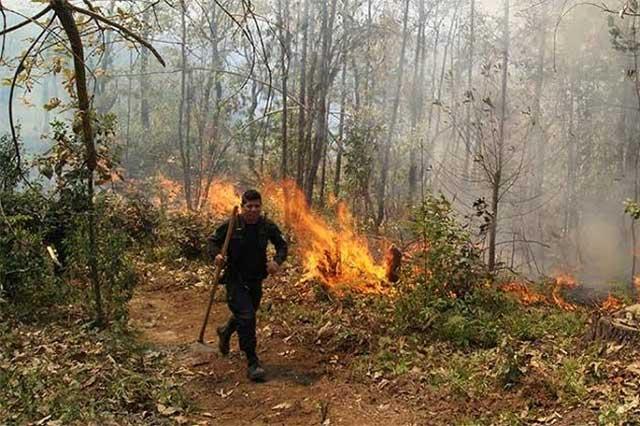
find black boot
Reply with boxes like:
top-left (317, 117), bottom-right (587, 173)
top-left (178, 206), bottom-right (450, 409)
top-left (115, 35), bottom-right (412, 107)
top-left (216, 319), bottom-right (235, 356)
top-left (247, 355), bottom-right (265, 382)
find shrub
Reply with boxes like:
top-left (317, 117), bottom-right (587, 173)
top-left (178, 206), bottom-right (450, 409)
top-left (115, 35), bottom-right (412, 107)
top-left (0, 136), bottom-right (62, 315)
top-left (155, 210), bottom-right (214, 261)
top-left (64, 194), bottom-right (140, 323)
top-left (395, 194), bottom-right (498, 348)
top-left (406, 194), bottom-right (488, 297)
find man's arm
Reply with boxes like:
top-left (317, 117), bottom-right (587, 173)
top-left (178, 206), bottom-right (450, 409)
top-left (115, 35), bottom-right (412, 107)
top-left (268, 222), bottom-right (288, 265)
top-left (207, 220), bottom-right (229, 259)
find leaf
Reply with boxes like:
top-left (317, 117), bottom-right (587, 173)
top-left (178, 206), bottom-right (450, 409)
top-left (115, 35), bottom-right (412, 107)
top-left (272, 402), bottom-right (293, 410)
top-left (43, 97), bottom-right (62, 111)
top-left (174, 415), bottom-right (189, 424)
top-left (156, 403), bottom-right (180, 416)
top-left (36, 415), bottom-right (52, 425)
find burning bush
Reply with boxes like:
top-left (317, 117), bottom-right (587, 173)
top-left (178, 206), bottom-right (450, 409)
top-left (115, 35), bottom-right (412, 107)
top-left (263, 180), bottom-right (391, 294)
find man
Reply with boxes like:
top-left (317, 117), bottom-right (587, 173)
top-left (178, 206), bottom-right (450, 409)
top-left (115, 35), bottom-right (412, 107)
top-left (208, 189), bottom-right (288, 382)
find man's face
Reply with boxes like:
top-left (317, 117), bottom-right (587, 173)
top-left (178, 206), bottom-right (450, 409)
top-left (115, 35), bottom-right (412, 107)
top-left (241, 199), bottom-right (262, 223)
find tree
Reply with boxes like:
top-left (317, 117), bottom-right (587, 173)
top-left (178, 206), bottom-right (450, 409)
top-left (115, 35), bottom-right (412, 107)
top-left (1, 0), bottom-right (164, 324)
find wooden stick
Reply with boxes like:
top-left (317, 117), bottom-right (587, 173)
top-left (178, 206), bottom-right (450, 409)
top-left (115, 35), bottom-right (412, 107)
top-left (197, 206), bottom-right (238, 344)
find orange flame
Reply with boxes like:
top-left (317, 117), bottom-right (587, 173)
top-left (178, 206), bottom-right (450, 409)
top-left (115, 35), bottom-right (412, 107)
top-left (501, 282), bottom-right (547, 305)
top-left (201, 179), bottom-right (241, 216)
top-left (263, 180), bottom-right (390, 294)
top-left (152, 173), bottom-right (183, 210)
top-left (152, 173), bottom-right (240, 217)
top-left (600, 294), bottom-right (623, 312)
top-left (552, 273), bottom-right (578, 311)
top-left (501, 274), bottom-right (582, 311)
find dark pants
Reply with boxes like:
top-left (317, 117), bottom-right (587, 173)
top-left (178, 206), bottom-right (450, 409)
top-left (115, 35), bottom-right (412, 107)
top-left (221, 279), bottom-right (263, 363)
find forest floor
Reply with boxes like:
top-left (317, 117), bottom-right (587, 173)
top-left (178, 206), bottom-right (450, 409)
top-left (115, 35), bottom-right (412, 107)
top-left (128, 268), bottom-right (422, 425)
top-left (4, 258), bottom-right (640, 425)
top-left (125, 259), bottom-right (640, 426)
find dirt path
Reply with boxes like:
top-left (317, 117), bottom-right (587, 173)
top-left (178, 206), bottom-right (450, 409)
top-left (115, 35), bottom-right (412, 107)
top-left (129, 279), bottom-right (422, 425)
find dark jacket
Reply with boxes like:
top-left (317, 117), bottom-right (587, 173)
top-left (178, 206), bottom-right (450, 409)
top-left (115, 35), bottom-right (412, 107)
top-left (207, 215), bottom-right (288, 283)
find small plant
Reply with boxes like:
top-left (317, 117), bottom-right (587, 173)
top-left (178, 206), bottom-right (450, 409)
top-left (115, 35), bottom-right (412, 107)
top-left (64, 195), bottom-right (140, 323)
top-left (155, 210), bottom-right (214, 261)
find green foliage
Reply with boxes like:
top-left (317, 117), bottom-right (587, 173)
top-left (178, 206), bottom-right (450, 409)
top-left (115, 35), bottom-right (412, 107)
top-left (37, 116), bottom-right (121, 187)
top-left (394, 194), bottom-right (497, 348)
top-left (553, 356), bottom-right (589, 402)
top-left (624, 199), bottom-right (640, 220)
top-left (503, 309), bottom-right (586, 342)
top-left (64, 194), bottom-right (140, 323)
top-left (396, 285), bottom-right (512, 349)
top-left (0, 134), bottom-right (20, 190)
top-left (100, 192), bottom-right (159, 243)
top-left (153, 211), bottom-right (214, 262)
top-left (0, 131), bottom-right (139, 324)
top-left (409, 194), bottom-right (488, 296)
top-left (0, 136), bottom-right (62, 315)
top-left (342, 111), bottom-right (383, 206)
top-left (0, 205), bottom-right (62, 315)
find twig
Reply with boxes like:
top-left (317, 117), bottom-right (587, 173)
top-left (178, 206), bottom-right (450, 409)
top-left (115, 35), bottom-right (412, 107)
top-left (0, 5), bottom-right (52, 36)
top-left (70, 3), bottom-right (166, 67)
top-left (0, 0), bottom-right (7, 62)
top-left (8, 17), bottom-right (54, 176)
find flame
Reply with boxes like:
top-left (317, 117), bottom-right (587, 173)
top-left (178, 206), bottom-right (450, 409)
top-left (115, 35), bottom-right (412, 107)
top-left (153, 173), bottom-right (183, 209)
top-left (600, 294), bottom-right (623, 312)
top-left (501, 274), bottom-right (580, 311)
top-left (501, 282), bottom-right (547, 305)
top-left (262, 180), bottom-right (390, 294)
top-left (552, 273), bottom-right (578, 311)
top-left (201, 179), bottom-right (241, 216)
top-left (152, 173), bottom-right (240, 217)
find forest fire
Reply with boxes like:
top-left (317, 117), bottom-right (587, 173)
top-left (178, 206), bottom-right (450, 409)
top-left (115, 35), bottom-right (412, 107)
top-left (150, 176), bottom-right (391, 293)
top-left (152, 174), bottom-right (240, 217)
top-left (153, 174), bottom-right (183, 209)
top-left (552, 273), bottom-right (578, 311)
top-left (263, 180), bottom-right (391, 294)
top-left (201, 179), bottom-right (241, 216)
top-left (500, 282), bottom-right (547, 306)
top-left (502, 273), bottom-right (625, 312)
top-left (600, 294), bottom-right (623, 312)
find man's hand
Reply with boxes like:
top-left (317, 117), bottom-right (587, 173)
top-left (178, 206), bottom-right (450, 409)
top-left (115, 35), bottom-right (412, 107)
top-left (267, 260), bottom-right (280, 275)
top-left (214, 254), bottom-right (225, 268)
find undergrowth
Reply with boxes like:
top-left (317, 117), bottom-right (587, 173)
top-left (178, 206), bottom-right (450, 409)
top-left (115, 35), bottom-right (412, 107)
top-left (0, 309), bottom-right (189, 425)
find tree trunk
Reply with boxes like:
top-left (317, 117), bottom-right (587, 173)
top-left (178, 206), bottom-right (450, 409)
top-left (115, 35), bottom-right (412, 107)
top-left (305, 0), bottom-right (338, 204)
top-left (462, 0), bottom-right (475, 182)
top-left (423, 5), bottom-right (441, 189)
top-left (177, 0), bottom-right (192, 209)
top-left (50, 0), bottom-right (103, 325)
top-left (125, 49), bottom-right (134, 167)
top-left (279, 0), bottom-right (290, 179)
top-left (334, 0), bottom-right (350, 198)
top-left (531, 7), bottom-right (548, 269)
top-left (296, 0), bottom-right (310, 188)
top-left (408, 0), bottom-right (426, 204)
top-left (375, 0), bottom-right (411, 227)
top-left (426, 4), bottom-right (459, 187)
top-left (487, 0), bottom-right (510, 272)
top-left (140, 8), bottom-right (151, 132)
